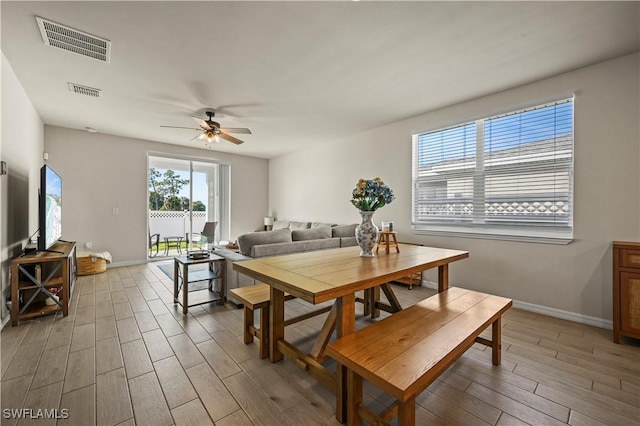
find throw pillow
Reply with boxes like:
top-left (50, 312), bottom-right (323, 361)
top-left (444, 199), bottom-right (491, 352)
top-left (311, 222), bottom-right (338, 228)
top-left (272, 220), bottom-right (290, 230)
top-left (289, 221), bottom-right (311, 230)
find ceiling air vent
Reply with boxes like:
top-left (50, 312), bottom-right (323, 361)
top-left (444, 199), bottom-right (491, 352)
top-left (68, 83), bottom-right (102, 98)
top-left (36, 16), bottom-right (111, 63)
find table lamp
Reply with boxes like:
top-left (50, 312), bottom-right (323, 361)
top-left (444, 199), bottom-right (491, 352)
top-left (264, 216), bottom-right (274, 231)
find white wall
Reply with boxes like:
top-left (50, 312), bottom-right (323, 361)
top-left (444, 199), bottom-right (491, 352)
top-left (1, 53), bottom-right (45, 324)
top-left (269, 53), bottom-right (640, 324)
top-left (44, 126), bottom-right (269, 264)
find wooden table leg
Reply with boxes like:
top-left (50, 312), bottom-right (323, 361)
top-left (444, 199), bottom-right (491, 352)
top-left (260, 305), bottom-right (270, 360)
top-left (363, 288), bottom-right (371, 316)
top-left (398, 395), bottom-right (416, 426)
top-left (371, 286), bottom-right (380, 318)
top-left (492, 316), bottom-right (502, 365)
top-left (173, 259), bottom-right (179, 303)
top-left (219, 260), bottom-right (226, 304)
top-left (335, 293), bottom-right (355, 423)
top-left (270, 286), bottom-right (285, 362)
top-left (310, 303), bottom-right (337, 359)
top-left (380, 283), bottom-right (402, 313)
top-left (347, 368), bottom-right (363, 425)
top-left (182, 264), bottom-right (189, 315)
top-left (438, 264), bottom-right (449, 292)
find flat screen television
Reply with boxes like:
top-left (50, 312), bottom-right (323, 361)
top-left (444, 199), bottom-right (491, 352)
top-left (38, 165), bottom-right (63, 251)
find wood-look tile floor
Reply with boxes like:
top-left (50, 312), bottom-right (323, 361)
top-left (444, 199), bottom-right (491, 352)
top-left (1, 262), bottom-right (639, 425)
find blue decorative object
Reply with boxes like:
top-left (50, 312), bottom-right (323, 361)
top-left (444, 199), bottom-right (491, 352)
top-left (351, 177), bottom-right (395, 211)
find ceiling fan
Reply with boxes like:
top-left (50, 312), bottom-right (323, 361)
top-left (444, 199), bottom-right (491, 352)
top-left (161, 111), bottom-right (251, 145)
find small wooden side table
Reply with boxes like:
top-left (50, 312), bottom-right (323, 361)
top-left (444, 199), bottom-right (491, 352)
top-left (173, 254), bottom-right (225, 314)
top-left (376, 231), bottom-right (399, 253)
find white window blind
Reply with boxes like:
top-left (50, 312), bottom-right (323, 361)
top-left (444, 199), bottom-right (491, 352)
top-left (412, 98), bottom-right (573, 243)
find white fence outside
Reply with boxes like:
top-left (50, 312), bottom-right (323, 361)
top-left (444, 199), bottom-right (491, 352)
top-left (149, 210), bottom-right (207, 240)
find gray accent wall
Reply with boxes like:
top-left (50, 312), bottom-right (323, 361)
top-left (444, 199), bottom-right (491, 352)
top-left (268, 53), bottom-right (640, 324)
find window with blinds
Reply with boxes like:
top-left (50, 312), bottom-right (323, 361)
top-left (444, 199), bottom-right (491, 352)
top-left (412, 98), bottom-right (574, 243)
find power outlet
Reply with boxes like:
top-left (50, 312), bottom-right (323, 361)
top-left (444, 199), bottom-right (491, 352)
top-left (85, 242), bottom-right (93, 249)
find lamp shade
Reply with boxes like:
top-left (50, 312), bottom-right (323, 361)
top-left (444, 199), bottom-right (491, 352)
top-left (264, 216), bottom-right (274, 226)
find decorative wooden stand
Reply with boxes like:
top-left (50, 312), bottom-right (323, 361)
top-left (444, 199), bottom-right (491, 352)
top-left (376, 231), bottom-right (399, 254)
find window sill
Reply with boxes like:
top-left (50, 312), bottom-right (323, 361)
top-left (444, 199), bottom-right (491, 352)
top-left (412, 225), bottom-right (573, 245)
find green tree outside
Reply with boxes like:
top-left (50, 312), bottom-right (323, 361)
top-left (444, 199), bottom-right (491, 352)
top-left (148, 168), bottom-right (206, 212)
top-left (192, 201), bottom-right (206, 211)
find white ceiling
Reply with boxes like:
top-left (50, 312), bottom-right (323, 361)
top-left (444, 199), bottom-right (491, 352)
top-left (2, 1), bottom-right (638, 159)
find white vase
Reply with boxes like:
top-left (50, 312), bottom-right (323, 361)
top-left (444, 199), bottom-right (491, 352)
top-left (356, 210), bottom-right (379, 257)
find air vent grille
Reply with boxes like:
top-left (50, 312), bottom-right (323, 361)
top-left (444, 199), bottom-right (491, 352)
top-left (68, 83), bottom-right (102, 98)
top-left (36, 16), bottom-right (111, 62)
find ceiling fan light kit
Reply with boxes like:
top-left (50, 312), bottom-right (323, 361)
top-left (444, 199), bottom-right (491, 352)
top-left (198, 130), bottom-right (219, 143)
top-left (161, 110), bottom-right (251, 147)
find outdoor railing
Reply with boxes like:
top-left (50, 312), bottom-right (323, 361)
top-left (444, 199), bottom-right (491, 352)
top-left (415, 196), bottom-right (570, 225)
top-left (149, 210), bottom-right (207, 240)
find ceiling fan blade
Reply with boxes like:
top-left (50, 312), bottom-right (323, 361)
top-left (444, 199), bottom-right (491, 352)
top-left (220, 127), bottom-right (252, 134)
top-left (191, 116), bottom-right (211, 130)
top-left (219, 132), bottom-right (244, 145)
top-left (161, 125), bottom-right (201, 130)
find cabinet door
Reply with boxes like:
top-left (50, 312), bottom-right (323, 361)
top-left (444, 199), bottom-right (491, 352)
top-left (620, 249), bottom-right (640, 268)
top-left (620, 272), bottom-right (640, 334)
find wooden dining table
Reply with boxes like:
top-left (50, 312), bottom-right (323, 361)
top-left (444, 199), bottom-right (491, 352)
top-left (233, 243), bottom-right (469, 422)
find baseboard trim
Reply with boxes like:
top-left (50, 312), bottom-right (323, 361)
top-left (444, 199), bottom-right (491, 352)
top-left (511, 299), bottom-right (613, 330)
top-left (420, 280), bottom-right (612, 330)
top-left (108, 259), bottom-right (147, 268)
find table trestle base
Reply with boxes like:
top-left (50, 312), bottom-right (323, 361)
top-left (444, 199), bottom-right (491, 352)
top-left (276, 339), bottom-right (337, 391)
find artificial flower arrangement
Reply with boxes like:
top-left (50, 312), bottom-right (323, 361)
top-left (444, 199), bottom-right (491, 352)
top-left (351, 177), bottom-right (395, 211)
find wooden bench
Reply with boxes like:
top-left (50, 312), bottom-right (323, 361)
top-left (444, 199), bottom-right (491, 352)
top-left (229, 284), bottom-right (289, 359)
top-left (326, 287), bottom-right (512, 426)
top-left (229, 284), bottom-right (332, 359)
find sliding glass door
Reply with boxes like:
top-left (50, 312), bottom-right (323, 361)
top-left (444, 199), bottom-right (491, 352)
top-left (148, 155), bottom-right (229, 259)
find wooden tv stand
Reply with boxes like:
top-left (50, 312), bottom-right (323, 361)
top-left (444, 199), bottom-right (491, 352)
top-left (10, 241), bottom-right (77, 326)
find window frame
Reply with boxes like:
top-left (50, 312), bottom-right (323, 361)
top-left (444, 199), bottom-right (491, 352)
top-left (411, 98), bottom-right (574, 244)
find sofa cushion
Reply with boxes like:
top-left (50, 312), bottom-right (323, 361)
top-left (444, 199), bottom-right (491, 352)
top-left (272, 220), bottom-right (311, 231)
top-left (340, 237), bottom-right (358, 248)
top-left (311, 222), bottom-right (337, 228)
top-left (272, 220), bottom-right (290, 230)
top-left (237, 228), bottom-right (292, 256)
top-left (332, 224), bottom-right (358, 238)
top-left (251, 238), bottom-right (340, 258)
top-left (289, 221), bottom-right (311, 230)
top-left (292, 227), bottom-right (332, 241)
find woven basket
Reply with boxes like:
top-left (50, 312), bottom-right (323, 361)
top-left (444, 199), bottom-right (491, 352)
top-left (78, 256), bottom-right (107, 275)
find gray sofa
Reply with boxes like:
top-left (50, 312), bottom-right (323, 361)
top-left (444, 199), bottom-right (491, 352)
top-left (239, 221), bottom-right (358, 258)
top-left (216, 220), bottom-right (358, 293)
